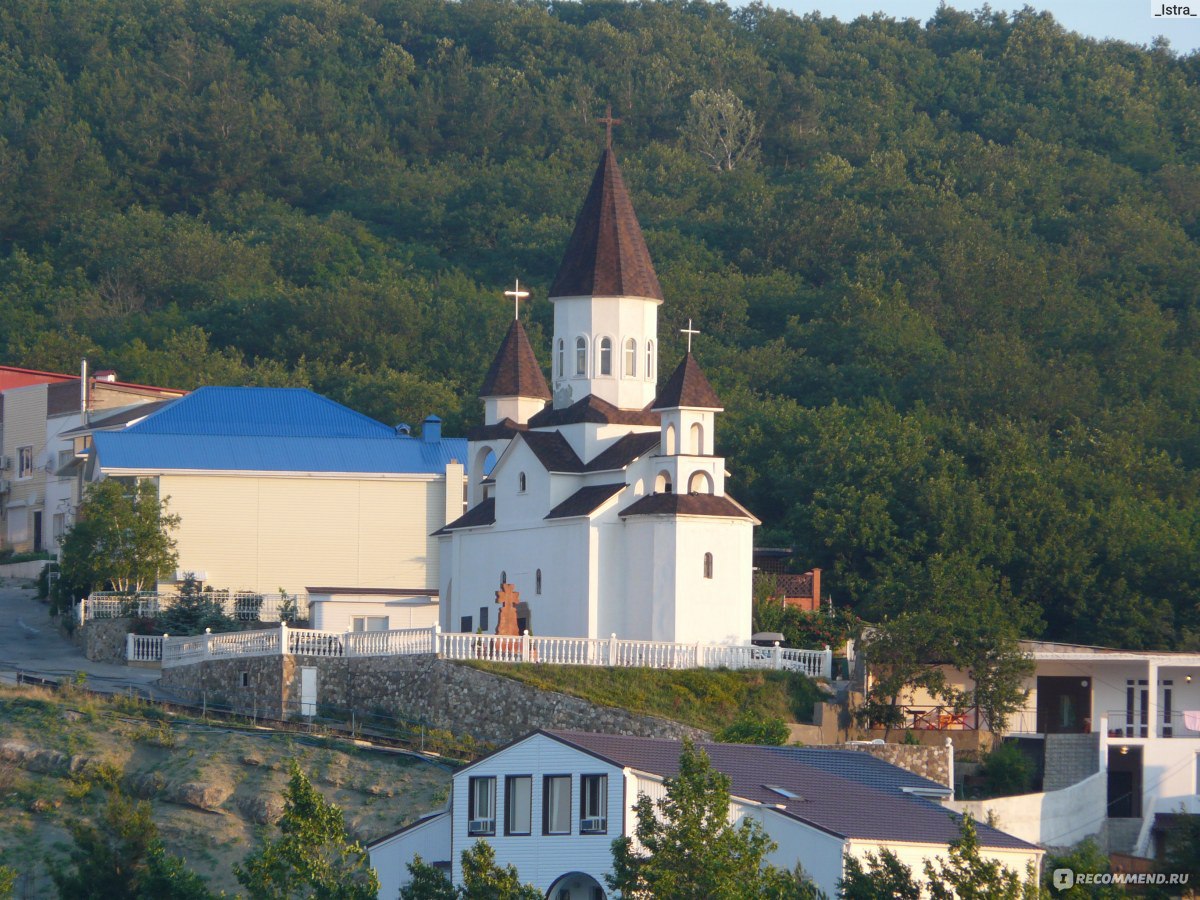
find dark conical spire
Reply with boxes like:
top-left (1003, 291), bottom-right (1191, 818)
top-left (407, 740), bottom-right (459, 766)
top-left (549, 148), bottom-right (664, 301)
top-left (652, 353), bottom-right (723, 410)
top-left (480, 319), bottom-right (552, 400)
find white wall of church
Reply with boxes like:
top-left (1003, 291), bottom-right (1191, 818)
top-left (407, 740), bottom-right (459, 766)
top-left (551, 295), bottom-right (660, 411)
top-left (670, 517), bottom-right (753, 645)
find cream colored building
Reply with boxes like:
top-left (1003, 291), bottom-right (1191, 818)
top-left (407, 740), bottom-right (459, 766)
top-left (88, 387), bottom-right (466, 607)
top-left (0, 370), bottom-right (182, 552)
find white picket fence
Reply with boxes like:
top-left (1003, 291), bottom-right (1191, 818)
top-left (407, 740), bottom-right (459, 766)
top-left (144, 623), bottom-right (832, 678)
top-left (83, 590), bottom-right (307, 624)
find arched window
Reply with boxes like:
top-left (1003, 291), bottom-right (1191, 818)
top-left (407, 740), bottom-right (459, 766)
top-left (665, 423), bottom-right (677, 455)
top-left (556, 339), bottom-right (564, 378)
top-left (655, 471), bottom-right (673, 494)
top-left (599, 337), bottom-right (613, 375)
top-left (688, 470), bottom-right (714, 494)
top-left (536, 569), bottom-right (542, 594)
top-left (575, 337), bottom-right (587, 376)
top-left (703, 552), bottom-right (713, 579)
top-left (690, 422), bottom-right (704, 455)
top-left (624, 338), bottom-right (637, 377)
top-left (518, 472), bottom-right (527, 492)
top-left (646, 340), bottom-right (654, 379)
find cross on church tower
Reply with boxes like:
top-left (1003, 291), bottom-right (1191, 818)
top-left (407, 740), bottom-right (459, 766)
top-left (504, 279), bottom-right (530, 320)
top-left (681, 318), bottom-right (700, 353)
top-left (596, 103), bottom-right (622, 149)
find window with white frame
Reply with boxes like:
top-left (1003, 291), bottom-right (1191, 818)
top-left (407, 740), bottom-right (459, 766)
top-left (505, 775), bottom-right (532, 835)
top-left (352, 616), bottom-right (389, 632)
top-left (575, 337), bottom-right (587, 376)
top-left (646, 340), bottom-right (654, 379)
top-left (543, 775), bottom-right (571, 834)
top-left (580, 774), bottom-right (607, 833)
top-left (17, 446), bottom-right (33, 479)
top-left (598, 337), bottom-right (613, 375)
top-left (624, 338), bottom-right (637, 377)
top-left (468, 776), bottom-right (496, 835)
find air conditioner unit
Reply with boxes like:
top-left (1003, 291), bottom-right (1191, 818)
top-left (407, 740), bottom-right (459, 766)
top-left (0, 456), bottom-right (10, 471)
top-left (580, 817), bottom-right (607, 833)
top-left (466, 819), bottom-right (495, 836)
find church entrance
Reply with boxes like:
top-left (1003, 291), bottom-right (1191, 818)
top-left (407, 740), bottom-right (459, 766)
top-left (545, 871), bottom-right (605, 900)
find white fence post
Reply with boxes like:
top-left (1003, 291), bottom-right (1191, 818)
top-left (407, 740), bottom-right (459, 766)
top-left (773, 641), bottom-right (782, 671)
top-left (204, 628), bottom-right (212, 660)
top-left (280, 621), bottom-right (289, 657)
top-left (125, 633), bottom-right (134, 661)
top-left (77, 599), bottom-right (86, 627)
top-left (823, 644), bottom-right (832, 679)
top-left (608, 633), bottom-right (618, 667)
top-left (432, 623), bottom-right (441, 656)
top-left (521, 629), bottom-right (530, 662)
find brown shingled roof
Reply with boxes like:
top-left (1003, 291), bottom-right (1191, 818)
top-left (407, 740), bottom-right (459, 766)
top-left (584, 431), bottom-right (660, 471)
top-left (432, 497), bottom-right (495, 535)
top-left (520, 431), bottom-right (584, 473)
top-left (652, 353), bottom-right (722, 410)
top-left (528, 394), bottom-right (660, 428)
top-left (480, 319), bottom-right (551, 400)
top-left (619, 492), bottom-right (758, 522)
top-left (466, 418), bottom-right (528, 441)
top-left (544, 483), bottom-right (626, 519)
top-left (549, 149), bottom-right (664, 302)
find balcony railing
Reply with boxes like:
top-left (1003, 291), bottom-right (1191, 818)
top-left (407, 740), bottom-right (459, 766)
top-left (1107, 709), bottom-right (1200, 739)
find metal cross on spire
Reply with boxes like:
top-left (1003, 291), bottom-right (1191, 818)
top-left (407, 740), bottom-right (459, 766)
top-left (504, 279), bottom-right (530, 320)
top-left (596, 103), bottom-right (622, 149)
top-left (681, 318), bottom-right (700, 353)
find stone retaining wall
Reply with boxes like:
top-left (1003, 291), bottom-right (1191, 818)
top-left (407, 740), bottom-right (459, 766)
top-left (157, 655), bottom-right (708, 746)
top-left (820, 741), bottom-right (953, 787)
top-left (82, 617), bottom-right (135, 662)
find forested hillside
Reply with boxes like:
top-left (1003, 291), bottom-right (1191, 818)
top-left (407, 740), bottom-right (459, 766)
top-left (2, 0), bottom-right (1198, 649)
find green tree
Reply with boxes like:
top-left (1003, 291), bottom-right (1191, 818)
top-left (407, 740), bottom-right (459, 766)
top-left (57, 479), bottom-right (180, 608)
top-left (0, 866), bottom-right (15, 900)
top-left (924, 815), bottom-right (1042, 900)
top-left (714, 714), bottom-right (791, 745)
top-left (50, 791), bottom-right (214, 899)
top-left (1151, 813), bottom-right (1200, 895)
top-left (839, 849), bottom-right (922, 899)
top-left (235, 761), bottom-right (379, 900)
top-left (399, 843), bottom-right (540, 899)
top-left (607, 739), bottom-right (817, 899)
top-left (1042, 839), bottom-right (1121, 898)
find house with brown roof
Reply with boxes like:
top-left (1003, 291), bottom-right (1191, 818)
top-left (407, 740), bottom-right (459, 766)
top-left (436, 143), bottom-right (758, 645)
top-left (368, 730), bottom-right (1042, 899)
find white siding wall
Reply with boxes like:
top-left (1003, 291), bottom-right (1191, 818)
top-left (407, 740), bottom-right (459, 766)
top-left (846, 839), bottom-right (1042, 891)
top-left (2, 385), bottom-right (48, 550)
top-left (156, 474), bottom-right (445, 595)
top-left (308, 596), bottom-right (439, 632)
top-left (449, 734), bottom-right (625, 892)
top-left (370, 813), bottom-right (451, 900)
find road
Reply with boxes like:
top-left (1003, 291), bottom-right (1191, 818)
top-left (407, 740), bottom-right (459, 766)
top-left (0, 580), bottom-right (169, 698)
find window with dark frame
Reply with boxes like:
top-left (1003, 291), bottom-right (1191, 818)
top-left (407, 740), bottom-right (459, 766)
top-left (17, 446), bottom-right (33, 479)
top-left (461, 615), bottom-right (473, 633)
top-left (505, 775), bottom-right (532, 835)
top-left (468, 776), bottom-right (496, 835)
top-left (703, 552), bottom-right (714, 579)
top-left (543, 775), bottom-right (571, 835)
top-left (580, 774), bottom-right (607, 833)
top-left (479, 606), bottom-right (489, 631)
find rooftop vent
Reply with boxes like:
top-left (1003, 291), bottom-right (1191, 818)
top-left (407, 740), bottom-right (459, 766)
top-left (395, 423), bottom-right (412, 436)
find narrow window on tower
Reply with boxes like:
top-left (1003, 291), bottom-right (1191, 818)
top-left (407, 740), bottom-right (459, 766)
top-left (556, 339), bottom-right (564, 378)
top-left (575, 337), bottom-right (587, 376)
top-left (599, 337), bottom-right (613, 376)
top-left (624, 338), bottom-right (637, 377)
top-left (646, 341), bottom-right (654, 380)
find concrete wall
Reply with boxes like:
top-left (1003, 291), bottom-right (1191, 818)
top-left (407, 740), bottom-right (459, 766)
top-left (948, 771), bottom-right (1107, 848)
top-left (157, 654), bottom-right (708, 745)
top-left (0, 560), bottom-right (48, 580)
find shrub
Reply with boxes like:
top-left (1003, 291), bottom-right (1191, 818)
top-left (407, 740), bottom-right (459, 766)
top-left (980, 741), bottom-right (1034, 797)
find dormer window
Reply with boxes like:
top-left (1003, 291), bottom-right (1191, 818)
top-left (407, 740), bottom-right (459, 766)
top-left (575, 337), bottom-right (587, 376)
top-left (598, 337), bottom-right (613, 376)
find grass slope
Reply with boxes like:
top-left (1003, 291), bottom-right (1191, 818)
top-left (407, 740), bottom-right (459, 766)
top-left (462, 663), bottom-right (823, 732)
top-left (0, 685), bottom-right (451, 896)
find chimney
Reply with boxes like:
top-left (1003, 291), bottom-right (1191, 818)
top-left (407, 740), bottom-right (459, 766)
top-left (422, 415), bottom-right (442, 443)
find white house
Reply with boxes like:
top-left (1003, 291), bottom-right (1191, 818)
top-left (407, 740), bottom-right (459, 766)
top-left (882, 640), bottom-right (1200, 856)
top-left (437, 146), bottom-right (757, 645)
top-left (87, 387), bottom-right (467, 608)
top-left (369, 730), bottom-right (1042, 899)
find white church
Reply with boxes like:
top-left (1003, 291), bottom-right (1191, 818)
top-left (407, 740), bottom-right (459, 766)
top-left (436, 144), bottom-right (758, 646)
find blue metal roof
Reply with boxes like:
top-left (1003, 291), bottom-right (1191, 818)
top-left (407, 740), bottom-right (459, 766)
top-left (92, 387), bottom-right (466, 475)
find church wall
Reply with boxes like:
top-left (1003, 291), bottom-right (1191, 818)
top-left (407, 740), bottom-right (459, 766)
top-left (670, 517), bottom-right (753, 645)
top-left (491, 442), bottom-right (553, 525)
top-left (443, 521), bottom-right (592, 638)
top-left (550, 295), bottom-right (659, 411)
